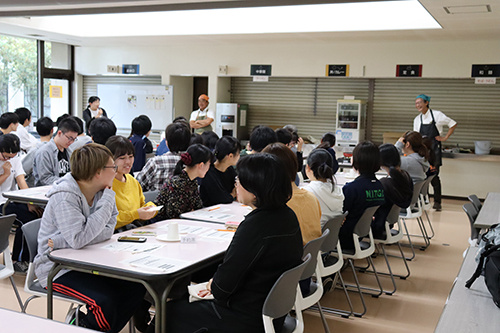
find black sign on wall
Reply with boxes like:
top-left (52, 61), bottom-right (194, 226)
top-left (250, 65), bottom-right (272, 76)
top-left (326, 65), bottom-right (349, 77)
top-left (471, 64), bottom-right (500, 77)
top-left (122, 64), bottom-right (140, 74)
top-left (396, 64), bottom-right (422, 77)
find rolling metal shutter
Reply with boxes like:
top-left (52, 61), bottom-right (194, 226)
top-left (231, 77), bottom-right (369, 141)
top-left (372, 78), bottom-right (500, 149)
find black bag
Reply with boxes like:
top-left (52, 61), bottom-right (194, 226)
top-left (466, 243), bottom-right (500, 308)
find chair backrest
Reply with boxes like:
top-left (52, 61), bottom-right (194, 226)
top-left (386, 204), bottom-right (401, 226)
top-left (410, 180), bottom-right (425, 206)
top-left (0, 214), bottom-right (17, 254)
top-left (320, 213), bottom-right (347, 253)
top-left (353, 205), bottom-right (380, 237)
top-left (468, 194), bottom-right (482, 212)
top-left (21, 219), bottom-right (42, 263)
top-left (420, 174), bottom-right (435, 196)
top-left (463, 203), bottom-right (479, 240)
top-left (143, 190), bottom-right (159, 203)
top-left (301, 229), bottom-right (329, 280)
top-left (262, 253), bottom-right (311, 319)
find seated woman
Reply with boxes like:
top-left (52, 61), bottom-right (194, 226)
top-left (154, 144), bottom-right (213, 220)
top-left (105, 136), bottom-right (157, 231)
top-left (200, 136), bottom-right (241, 207)
top-left (316, 132), bottom-right (340, 174)
top-left (340, 141), bottom-right (385, 251)
top-left (262, 142), bottom-right (321, 245)
top-left (149, 153), bottom-right (303, 333)
top-left (372, 144), bottom-right (414, 239)
top-left (395, 131), bottom-right (430, 182)
top-left (303, 148), bottom-right (344, 228)
top-left (34, 143), bottom-right (145, 332)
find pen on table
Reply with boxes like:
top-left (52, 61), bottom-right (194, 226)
top-left (132, 247), bottom-right (159, 254)
top-left (217, 229), bottom-right (235, 232)
top-left (208, 207), bottom-right (220, 211)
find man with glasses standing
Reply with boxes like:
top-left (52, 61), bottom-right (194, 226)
top-left (33, 117), bottom-right (81, 186)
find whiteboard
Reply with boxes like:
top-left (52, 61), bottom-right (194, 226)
top-left (97, 84), bottom-right (173, 131)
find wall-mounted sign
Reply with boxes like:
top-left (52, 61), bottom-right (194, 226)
top-left (250, 65), bottom-right (272, 76)
top-left (326, 65), bottom-right (349, 77)
top-left (475, 78), bottom-right (497, 84)
top-left (396, 65), bottom-right (422, 77)
top-left (49, 85), bottom-right (63, 98)
top-left (253, 76), bottom-right (269, 82)
top-left (471, 64), bottom-right (500, 77)
top-left (122, 64), bottom-right (140, 74)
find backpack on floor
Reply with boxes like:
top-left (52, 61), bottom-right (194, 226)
top-left (466, 243), bottom-right (500, 308)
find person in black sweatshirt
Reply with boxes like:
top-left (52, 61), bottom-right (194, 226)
top-left (372, 144), bottom-right (413, 239)
top-left (147, 153), bottom-right (303, 333)
top-left (340, 141), bottom-right (385, 250)
top-left (200, 136), bottom-right (241, 207)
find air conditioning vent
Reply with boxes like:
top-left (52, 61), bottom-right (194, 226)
top-left (444, 4), bottom-right (491, 14)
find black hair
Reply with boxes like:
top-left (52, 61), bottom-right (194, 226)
top-left (89, 117), bottom-right (117, 145)
top-left (379, 143), bottom-right (413, 198)
top-left (174, 143), bottom-right (213, 176)
top-left (249, 125), bottom-right (278, 152)
top-left (236, 153), bottom-right (292, 208)
top-left (105, 135), bottom-right (135, 159)
top-left (70, 116), bottom-right (84, 135)
top-left (200, 131), bottom-right (219, 150)
top-left (130, 115), bottom-right (152, 137)
top-left (0, 113), bottom-right (19, 130)
top-left (36, 117), bottom-right (54, 137)
top-left (58, 117), bottom-right (81, 134)
top-left (275, 128), bottom-right (292, 145)
top-left (165, 122), bottom-right (191, 153)
top-left (262, 142), bottom-right (298, 183)
top-left (190, 133), bottom-right (204, 146)
top-left (14, 107), bottom-right (31, 125)
top-left (402, 131), bottom-right (429, 161)
top-left (56, 114), bottom-right (70, 127)
top-left (307, 148), bottom-right (335, 188)
top-left (321, 132), bottom-right (336, 147)
top-left (173, 116), bottom-right (191, 130)
top-left (352, 141), bottom-right (380, 175)
top-left (88, 96), bottom-right (100, 104)
top-left (214, 136), bottom-right (242, 161)
top-left (422, 136), bottom-right (436, 167)
top-left (0, 134), bottom-right (21, 154)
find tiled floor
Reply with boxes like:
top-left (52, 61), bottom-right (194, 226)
top-left (0, 199), bottom-right (470, 332)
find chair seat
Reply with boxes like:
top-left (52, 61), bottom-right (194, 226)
top-left (342, 240), bottom-right (370, 255)
top-left (374, 229), bottom-right (402, 244)
top-left (281, 314), bottom-right (298, 333)
top-left (322, 254), bottom-right (340, 267)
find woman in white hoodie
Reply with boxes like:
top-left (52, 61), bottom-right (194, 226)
top-left (303, 148), bottom-right (344, 228)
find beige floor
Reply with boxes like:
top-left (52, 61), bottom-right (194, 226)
top-left (0, 199), bottom-right (470, 332)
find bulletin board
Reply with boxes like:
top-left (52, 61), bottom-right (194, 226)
top-left (97, 84), bottom-right (173, 131)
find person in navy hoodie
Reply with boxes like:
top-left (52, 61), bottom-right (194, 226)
top-left (129, 115), bottom-right (153, 173)
top-left (339, 141), bottom-right (385, 250)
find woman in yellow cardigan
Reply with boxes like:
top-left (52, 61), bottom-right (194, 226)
top-left (105, 135), bottom-right (157, 230)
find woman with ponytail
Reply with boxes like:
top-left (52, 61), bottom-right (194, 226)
top-left (154, 144), bottom-right (213, 220)
top-left (395, 130), bottom-right (430, 181)
top-left (372, 144), bottom-right (414, 239)
top-left (200, 136), bottom-right (241, 206)
top-left (303, 148), bottom-right (344, 227)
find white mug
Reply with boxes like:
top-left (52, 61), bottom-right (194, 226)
top-left (168, 221), bottom-right (179, 240)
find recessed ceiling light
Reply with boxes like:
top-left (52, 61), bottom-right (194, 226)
top-left (444, 4), bottom-right (492, 14)
top-left (1, 0), bottom-right (441, 38)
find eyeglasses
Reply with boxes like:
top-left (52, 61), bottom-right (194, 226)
top-left (64, 134), bottom-right (78, 143)
top-left (103, 165), bottom-right (118, 172)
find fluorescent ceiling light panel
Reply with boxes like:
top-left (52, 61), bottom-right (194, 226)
top-left (4, 0), bottom-right (441, 37)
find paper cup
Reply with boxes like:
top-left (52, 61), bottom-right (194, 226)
top-left (168, 221), bottom-right (180, 240)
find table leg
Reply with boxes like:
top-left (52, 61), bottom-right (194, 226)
top-left (160, 279), bottom-right (177, 333)
top-left (47, 263), bottom-right (63, 319)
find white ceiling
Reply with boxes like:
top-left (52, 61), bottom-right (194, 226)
top-left (0, 0), bottom-right (498, 46)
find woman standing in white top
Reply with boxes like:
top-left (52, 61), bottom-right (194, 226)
top-left (83, 96), bottom-right (107, 135)
top-left (303, 148), bottom-right (344, 228)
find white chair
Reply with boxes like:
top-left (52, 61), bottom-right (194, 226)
top-left (370, 204), bottom-right (411, 295)
top-left (143, 190), bottom-right (159, 203)
top-left (400, 180), bottom-right (427, 258)
top-left (468, 194), bottom-right (482, 213)
top-left (21, 219), bottom-right (85, 322)
top-left (316, 213), bottom-right (353, 318)
top-left (0, 214), bottom-right (24, 311)
top-left (295, 230), bottom-right (330, 333)
top-left (335, 205), bottom-right (382, 317)
top-left (262, 254), bottom-right (311, 333)
top-left (419, 174), bottom-right (436, 239)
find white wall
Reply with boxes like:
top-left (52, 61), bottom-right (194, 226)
top-left (75, 38), bottom-right (500, 107)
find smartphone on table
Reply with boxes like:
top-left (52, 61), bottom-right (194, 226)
top-left (117, 236), bottom-right (147, 243)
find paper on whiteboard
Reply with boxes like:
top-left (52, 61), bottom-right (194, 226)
top-left (124, 255), bottom-right (192, 272)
